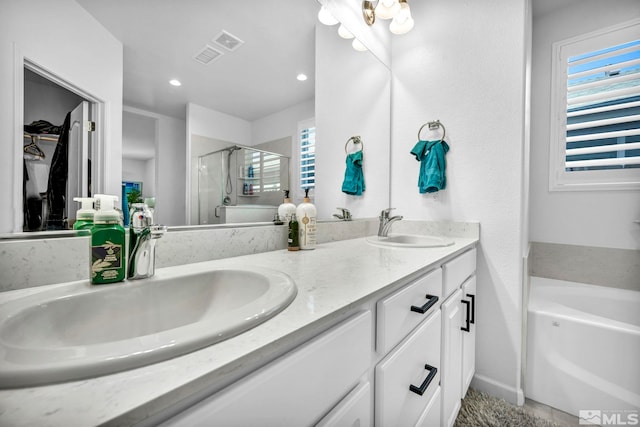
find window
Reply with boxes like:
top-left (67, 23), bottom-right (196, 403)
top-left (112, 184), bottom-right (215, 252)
top-left (549, 18), bottom-right (640, 191)
top-left (300, 124), bottom-right (316, 190)
top-left (243, 150), bottom-right (282, 193)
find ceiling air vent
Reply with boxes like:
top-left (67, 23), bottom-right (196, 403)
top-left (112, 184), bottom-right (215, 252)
top-left (213, 30), bottom-right (244, 52)
top-left (193, 45), bottom-right (224, 65)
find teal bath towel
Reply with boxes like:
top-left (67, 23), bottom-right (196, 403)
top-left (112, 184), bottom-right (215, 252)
top-left (410, 139), bottom-right (449, 194)
top-left (342, 150), bottom-right (365, 196)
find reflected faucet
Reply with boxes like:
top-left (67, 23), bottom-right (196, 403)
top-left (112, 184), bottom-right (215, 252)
top-left (378, 208), bottom-right (403, 237)
top-left (333, 207), bottom-right (352, 221)
top-left (128, 203), bottom-right (167, 280)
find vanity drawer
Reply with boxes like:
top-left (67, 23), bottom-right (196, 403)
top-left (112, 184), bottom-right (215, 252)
top-left (376, 268), bottom-right (442, 354)
top-left (162, 311), bottom-right (372, 427)
top-left (375, 310), bottom-right (442, 427)
top-left (442, 248), bottom-right (476, 299)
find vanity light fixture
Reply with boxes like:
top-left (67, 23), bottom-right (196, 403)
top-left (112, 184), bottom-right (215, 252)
top-left (362, 0), bottom-right (414, 35)
top-left (169, 79), bottom-right (182, 87)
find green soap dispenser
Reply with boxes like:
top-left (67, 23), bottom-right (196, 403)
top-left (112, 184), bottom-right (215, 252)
top-left (73, 197), bottom-right (96, 230)
top-left (90, 194), bottom-right (126, 284)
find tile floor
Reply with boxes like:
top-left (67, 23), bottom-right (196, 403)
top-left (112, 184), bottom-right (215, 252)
top-left (523, 398), bottom-right (580, 427)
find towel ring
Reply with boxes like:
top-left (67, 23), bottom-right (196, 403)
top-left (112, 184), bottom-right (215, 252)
top-left (418, 120), bottom-right (446, 142)
top-left (345, 136), bottom-right (364, 154)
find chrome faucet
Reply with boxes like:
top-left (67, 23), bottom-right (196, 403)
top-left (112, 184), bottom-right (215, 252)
top-left (378, 208), bottom-right (403, 237)
top-left (333, 207), bottom-right (352, 221)
top-left (128, 203), bottom-right (166, 280)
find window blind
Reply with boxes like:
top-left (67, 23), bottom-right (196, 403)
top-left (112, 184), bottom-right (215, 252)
top-left (565, 39), bottom-right (640, 172)
top-left (300, 126), bottom-right (316, 190)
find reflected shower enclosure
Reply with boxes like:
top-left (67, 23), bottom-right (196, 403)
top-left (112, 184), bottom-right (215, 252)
top-left (197, 146), bottom-right (290, 225)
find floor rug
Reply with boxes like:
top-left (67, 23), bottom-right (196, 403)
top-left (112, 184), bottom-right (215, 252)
top-left (454, 388), bottom-right (560, 427)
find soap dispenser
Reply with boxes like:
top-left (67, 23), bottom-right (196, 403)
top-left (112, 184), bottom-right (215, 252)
top-left (73, 197), bottom-right (95, 230)
top-left (278, 190), bottom-right (297, 225)
top-left (296, 188), bottom-right (317, 250)
top-left (90, 194), bottom-right (126, 284)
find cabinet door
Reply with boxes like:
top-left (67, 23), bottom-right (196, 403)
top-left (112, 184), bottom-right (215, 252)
top-left (162, 311), bottom-right (372, 427)
top-left (316, 381), bottom-right (371, 427)
top-left (441, 289), bottom-right (462, 427)
top-left (376, 310), bottom-right (441, 427)
top-left (461, 275), bottom-right (476, 398)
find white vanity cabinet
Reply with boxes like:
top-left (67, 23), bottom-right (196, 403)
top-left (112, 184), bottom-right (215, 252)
top-left (161, 311), bottom-right (372, 427)
top-left (160, 247), bottom-right (477, 427)
top-left (440, 248), bottom-right (477, 427)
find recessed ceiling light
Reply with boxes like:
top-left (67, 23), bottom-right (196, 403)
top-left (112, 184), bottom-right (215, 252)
top-left (297, 73), bottom-right (308, 81)
top-left (169, 79), bottom-right (182, 87)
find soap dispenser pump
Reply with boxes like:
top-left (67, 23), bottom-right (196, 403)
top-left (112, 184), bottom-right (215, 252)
top-left (296, 188), bottom-right (317, 250)
top-left (278, 190), bottom-right (297, 225)
top-left (73, 197), bottom-right (96, 230)
top-left (90, 194), bottom-right (126, 284)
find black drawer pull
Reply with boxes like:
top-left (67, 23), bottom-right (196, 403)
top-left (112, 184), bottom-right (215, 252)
top-left (410, 294), bottom-right (439, 314)
top-left (467, 293), bottom-right (475, 324)
top-left (409, 364), bottom-right (438, 396)
top-left (461, 299), bottom-right (470, 332)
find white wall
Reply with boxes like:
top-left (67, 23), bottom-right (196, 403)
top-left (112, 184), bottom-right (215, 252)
top-left (530, 0), bottom-right (640, 251)
top-left (0, 0), bottom-right (123, 233)
top-left (315, 23), bottom-right (392, 220)
top-left (123, 106), bottom-right (186, 227)
top-left (391, 0), bottom-right (529, 404)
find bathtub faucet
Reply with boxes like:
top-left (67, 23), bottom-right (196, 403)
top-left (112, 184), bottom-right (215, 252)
top-left (128, 203), bottom-right (166, 280)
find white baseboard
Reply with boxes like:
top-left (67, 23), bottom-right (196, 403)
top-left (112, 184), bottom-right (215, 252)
top-left (470, 374), bottom-right (525, 406)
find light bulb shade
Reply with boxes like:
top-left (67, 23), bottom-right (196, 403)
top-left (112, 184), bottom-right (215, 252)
top-left (375, 0), bottom-right (401, 20)
top-left (389, 1), bottom-right (414, 34)
top-left (338, 24), bottom-right (354, 39)
top-left (389, 16), bottom-right (414, 34)
top-left (318, 6), bottom-right (339, 26)
top-left (352, 38), bottom-right (368, 52)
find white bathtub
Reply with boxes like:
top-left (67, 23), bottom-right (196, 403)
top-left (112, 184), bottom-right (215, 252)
top-left (525, 277), bottom-right (640, 416)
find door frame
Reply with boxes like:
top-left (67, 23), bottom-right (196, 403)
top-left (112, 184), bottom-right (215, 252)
top-left (14, 53), bottom-right (105, 232)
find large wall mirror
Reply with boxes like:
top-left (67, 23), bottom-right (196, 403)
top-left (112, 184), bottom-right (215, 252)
top-left (4, 0), bottom-right (391, 235)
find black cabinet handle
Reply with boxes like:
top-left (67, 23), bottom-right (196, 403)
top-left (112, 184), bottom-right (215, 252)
top-left (461, 299), bottom-right (470, 332)
top-left (410, 294), bottom-right (439, 314)
top-left (409, 364), bottom-right (438, 396)
top-left (467, 293), bottom-right (475, 324)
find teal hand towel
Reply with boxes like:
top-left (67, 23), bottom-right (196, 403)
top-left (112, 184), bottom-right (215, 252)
top-left (342, 150), bottom-right (366, 196)
top-left (410, 139), bottom-right (449, 194)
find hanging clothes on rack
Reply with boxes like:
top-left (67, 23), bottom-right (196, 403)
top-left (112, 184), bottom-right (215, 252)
top-left (45, 112), bottom-right (71, 230)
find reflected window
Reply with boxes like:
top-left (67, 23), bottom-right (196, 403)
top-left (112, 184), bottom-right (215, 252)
top-left (300, 124), bottom-right (316, 190)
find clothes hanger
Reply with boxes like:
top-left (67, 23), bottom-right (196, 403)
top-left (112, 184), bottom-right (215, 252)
top-left (23, 135), bottom-right (46, 160)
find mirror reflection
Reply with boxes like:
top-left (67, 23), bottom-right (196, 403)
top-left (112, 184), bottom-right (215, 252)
top-left (7, 0), bottom-right (392, 235)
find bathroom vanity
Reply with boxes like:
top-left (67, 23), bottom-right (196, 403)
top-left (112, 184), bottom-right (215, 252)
top-left (0, 226), bottom-right (478, 426)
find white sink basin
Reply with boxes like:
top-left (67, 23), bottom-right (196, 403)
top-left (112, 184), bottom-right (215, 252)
top-left (367, 234), bottom-right (455, 248)
top-left (0, 266), bottom-right (297, 388)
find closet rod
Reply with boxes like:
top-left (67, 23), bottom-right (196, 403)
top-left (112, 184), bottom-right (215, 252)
top-left (23, 133), bottom-right (59, 143)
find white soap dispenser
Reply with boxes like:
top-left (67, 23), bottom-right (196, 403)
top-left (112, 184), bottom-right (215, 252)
top-left (296, 188), bottom-right (317, 250)
top-left (278, 190), bottom-right (297, 225)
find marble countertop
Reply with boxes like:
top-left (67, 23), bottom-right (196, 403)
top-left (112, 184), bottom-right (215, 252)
top-left (0, 235), bottom-right (477, 426)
